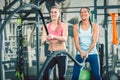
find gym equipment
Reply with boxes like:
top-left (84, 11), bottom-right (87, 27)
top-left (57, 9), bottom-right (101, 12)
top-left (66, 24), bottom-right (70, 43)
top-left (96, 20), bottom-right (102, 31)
top-left (78, 58), bottom-right (91, 80)
top-left (14, 16), bottom-right (25, 80)
top-left (68, 17), bottom-right (79, 25)
top-left (44, 42), bottom-right (49, 56)
top-left (109, 13), bottom-right (119, 45)
top-left (94, 1), bottom-right (120, 79)
top-left (98, 44), bottom-right (104, 77)
top-left (0, 4), bottom-right (40, 34)
top-left (0, 4), bottom-right (43, 80)
top-left (38, 51), bottom-right (87, 80)
top-left (79, 69), bottom-right (91, 80)
top-left (103, 71), bottom-right (119, 80)
top-left (38, 9), bottom-right (49, 56)
top-left (0, 32), bottom-right (4, 80)
top-left (90, 10), bottom-right (95, 22)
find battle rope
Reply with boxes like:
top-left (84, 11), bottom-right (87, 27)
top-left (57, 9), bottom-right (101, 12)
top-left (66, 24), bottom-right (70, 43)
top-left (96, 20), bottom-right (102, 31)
top-left (38, 51), bottom-right (86, 80)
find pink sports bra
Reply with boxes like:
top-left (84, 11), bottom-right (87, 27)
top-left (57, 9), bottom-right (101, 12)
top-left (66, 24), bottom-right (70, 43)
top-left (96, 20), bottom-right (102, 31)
top-left (47, 22), bottom-right (63, 36)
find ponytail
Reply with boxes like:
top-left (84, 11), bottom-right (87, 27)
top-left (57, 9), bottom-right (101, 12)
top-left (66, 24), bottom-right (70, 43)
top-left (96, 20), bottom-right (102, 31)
top-left (89, 17), bottom-right (93, 33)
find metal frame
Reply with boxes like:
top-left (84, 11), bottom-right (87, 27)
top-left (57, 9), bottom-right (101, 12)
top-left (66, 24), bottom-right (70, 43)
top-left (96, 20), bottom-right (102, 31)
top-left (3, 0), bottom-right (21, 11)
top-left (0, 3), bottom-right (41, 80)
top-left (0, 9), bottom-right (3, 80)
top-left (1, 0), bottom-right (46, 21)
top-left (94, 0), bottom-right (120, 79)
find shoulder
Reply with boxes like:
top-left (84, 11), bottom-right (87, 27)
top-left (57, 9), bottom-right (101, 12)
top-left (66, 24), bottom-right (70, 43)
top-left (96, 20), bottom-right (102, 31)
top-left (73, 24), bottom-right (79, 29)
top-left (46, 22), bottom-right (51, 27)
top-left (92, 23), bottom-right (99, 30)
top-left (60, 22), bottom-right (68, 30)
top-left (61, 22), bottom-right (68, 27)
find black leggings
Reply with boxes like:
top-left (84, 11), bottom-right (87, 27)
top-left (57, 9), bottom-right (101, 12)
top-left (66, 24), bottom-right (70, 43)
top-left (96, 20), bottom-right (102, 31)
top-left (43, 51), bottom-right (68, 80)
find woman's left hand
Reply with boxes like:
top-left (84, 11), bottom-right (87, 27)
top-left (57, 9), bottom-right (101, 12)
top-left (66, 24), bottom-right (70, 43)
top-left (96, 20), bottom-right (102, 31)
top-left (47, 34), bottom-right (56, 40)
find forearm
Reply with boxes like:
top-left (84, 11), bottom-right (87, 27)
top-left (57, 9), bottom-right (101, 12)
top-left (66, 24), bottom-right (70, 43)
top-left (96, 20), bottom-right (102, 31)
top-left (41, 29), bottom-right (47, 43)
top-left (86, 23), bottom-right (99, 54)
top-left (86, 42), bottom-right (96, 54)
top-left (74, 41), bottom-right (83, 54)
top-left (53, 35), bottom-right (67, 42)
top-left (41, 37), bottom-right (47, 44)
top-left (77, 47), bottom-right (83, 54)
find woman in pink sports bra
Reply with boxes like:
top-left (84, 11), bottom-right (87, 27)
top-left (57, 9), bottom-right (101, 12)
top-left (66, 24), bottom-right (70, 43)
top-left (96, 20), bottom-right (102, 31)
top-left (42, 6), bottom-right (68, 80)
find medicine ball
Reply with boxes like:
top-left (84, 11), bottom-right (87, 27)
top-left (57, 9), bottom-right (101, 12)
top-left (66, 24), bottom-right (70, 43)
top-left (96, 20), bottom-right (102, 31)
top-left (79, 69), bottom-right (91, 80)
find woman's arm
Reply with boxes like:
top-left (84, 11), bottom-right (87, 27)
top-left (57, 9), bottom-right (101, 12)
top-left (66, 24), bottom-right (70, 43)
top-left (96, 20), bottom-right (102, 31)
top-left (52, 23), bottom-right (68, 42)
top-left (73, 24), bottom-right (83, 54)
top-left (41, 26), bottom-right (47, 44)
top-left (86, 23), bottom-right (99, 54)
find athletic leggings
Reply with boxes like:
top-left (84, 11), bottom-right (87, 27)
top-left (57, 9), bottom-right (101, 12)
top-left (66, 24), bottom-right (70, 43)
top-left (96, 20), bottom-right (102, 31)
top-left (43, 50), bottom-right (68, 80)
top-left (72, 54), bottom-right (102, 80)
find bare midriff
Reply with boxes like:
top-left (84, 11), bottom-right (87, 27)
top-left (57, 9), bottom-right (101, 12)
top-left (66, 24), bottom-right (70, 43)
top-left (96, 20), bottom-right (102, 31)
top-left (48, 40), bottom-right (66, 51)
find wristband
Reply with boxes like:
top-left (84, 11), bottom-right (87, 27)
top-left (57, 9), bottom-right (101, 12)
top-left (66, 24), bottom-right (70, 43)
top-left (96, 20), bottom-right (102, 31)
top-left (51, 35), bottom-right (56, 39)
top-left (51, 35), bottom-right (53, 39)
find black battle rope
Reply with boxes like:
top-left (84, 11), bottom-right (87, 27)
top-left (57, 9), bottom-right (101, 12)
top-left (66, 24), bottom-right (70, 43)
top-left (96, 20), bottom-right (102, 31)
top-left (39, 52), bottom-right (86, 80)
top-left (37, 10), bottom-right (49, 35)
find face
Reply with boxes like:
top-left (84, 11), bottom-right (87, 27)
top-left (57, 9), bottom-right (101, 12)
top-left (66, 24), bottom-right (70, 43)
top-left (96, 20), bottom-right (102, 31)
top-left (80, 8), bottom-right (90, 20)
top-left (50, 8), bottom-right (60, 21)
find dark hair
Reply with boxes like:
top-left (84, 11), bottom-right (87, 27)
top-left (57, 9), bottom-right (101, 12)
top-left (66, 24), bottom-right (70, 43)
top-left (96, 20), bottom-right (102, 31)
top-left (79, 7), bottom-right (93, 33)
top-left (80, 7), bottom-right (90, 13)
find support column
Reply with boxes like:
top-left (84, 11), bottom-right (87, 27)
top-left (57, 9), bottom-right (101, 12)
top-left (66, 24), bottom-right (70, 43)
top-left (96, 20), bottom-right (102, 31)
top-left (35, 0), bottom-right (41, 80)
top-left (0, 11), bottom-right (3, 80)
top-left (104, 0), bottom-right (109, 79)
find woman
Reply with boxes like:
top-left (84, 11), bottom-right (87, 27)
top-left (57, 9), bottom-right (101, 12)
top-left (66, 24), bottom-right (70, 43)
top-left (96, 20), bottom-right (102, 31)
top-left (71, 7), bottom-right (102, 80)
top-left (41, 6), bottom-right (68, 80)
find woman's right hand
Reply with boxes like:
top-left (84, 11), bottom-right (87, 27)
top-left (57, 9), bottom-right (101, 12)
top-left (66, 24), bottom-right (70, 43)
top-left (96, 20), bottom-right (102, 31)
top-left (47, 34), bottom-right (56, 40)
top-left (81, 52), bottom-right (88, 58)
top-left (47, 35), bottom-right (52, 40)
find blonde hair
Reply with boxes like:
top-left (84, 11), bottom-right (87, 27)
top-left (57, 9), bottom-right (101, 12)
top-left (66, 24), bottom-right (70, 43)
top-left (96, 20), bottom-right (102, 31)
top-left (51, 6), bottom-right (61, 13)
